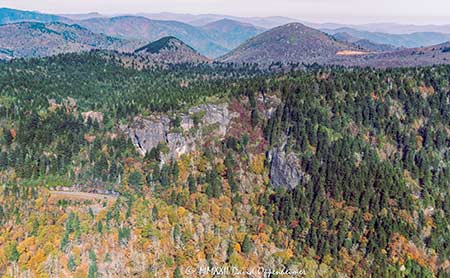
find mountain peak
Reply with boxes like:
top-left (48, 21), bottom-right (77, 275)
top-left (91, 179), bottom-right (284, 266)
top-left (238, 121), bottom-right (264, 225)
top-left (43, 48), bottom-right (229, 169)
top-left (132, 36), bottom-right (210, 64)
top-left (220, 22), bottom-right (359, 64)
top-left (135, 36), bottom-right (195, 54)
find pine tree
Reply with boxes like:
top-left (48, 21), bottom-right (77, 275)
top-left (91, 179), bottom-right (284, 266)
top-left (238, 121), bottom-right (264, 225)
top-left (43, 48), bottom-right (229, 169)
top-left (227, 242), bottom-right (234, 259)
top-left (88, 250), bottom-right (98, 278)
top-left (68, 256), bottom-right (77, 272)
top-left (188, 175), bottom-right (197, 194)
top-left (242, 235), bottom-right (253, 254)
top-left (174, 266), bottom-right (183, 278)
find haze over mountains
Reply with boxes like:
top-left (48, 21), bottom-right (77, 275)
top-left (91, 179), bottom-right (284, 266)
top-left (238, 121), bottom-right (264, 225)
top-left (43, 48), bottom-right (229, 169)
top-left (200, 19), bottom-right (264, 50)
top-left (325, 28), bottom-right (450, 49)
top-left (0, 7), bottom-right (64, 24)
top-left (1, 7), bottom-right (450, 67)
top-left (0, 22), bottom-right (134, 59)
top-left (132, 13), bottom-right (296, 29)
top-left (222, 23), bottom-right (450, 68)
top-left (0, 8), bottom-right (266, 57)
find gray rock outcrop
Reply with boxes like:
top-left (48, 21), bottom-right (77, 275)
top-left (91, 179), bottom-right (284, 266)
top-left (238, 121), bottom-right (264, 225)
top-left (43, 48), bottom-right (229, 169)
top-left (122, 103), bottom-right (237, 160)
top-left (269, 147), bottom-right (309, 190)
top-left (189, 103), bottom-right (234, 136)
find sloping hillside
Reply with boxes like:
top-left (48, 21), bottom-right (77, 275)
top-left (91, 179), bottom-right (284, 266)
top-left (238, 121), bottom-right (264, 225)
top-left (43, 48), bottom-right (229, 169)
top-left (133, 36), bottom-right (210, 64)
top-left (0, 22), bottom-right (134, 58)
top-left (220, 22), bottom-right (450, 68)
top-left (0, 53), bottom-right (448, 277)
top-left (220, 22), bottom-right (362, 64)
top-left (328, 41), bottom-right (450, 68)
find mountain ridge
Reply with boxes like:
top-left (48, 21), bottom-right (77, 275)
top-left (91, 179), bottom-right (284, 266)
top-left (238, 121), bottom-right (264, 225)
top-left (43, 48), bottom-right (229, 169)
top-left (324, 27), bottom-right (450, 48)
top-left (0, 7), bottom-right (68, 24)
top-left (77, 16), bottom-right (229, 57)
top-left (0, 21), bottom-right (135, 59)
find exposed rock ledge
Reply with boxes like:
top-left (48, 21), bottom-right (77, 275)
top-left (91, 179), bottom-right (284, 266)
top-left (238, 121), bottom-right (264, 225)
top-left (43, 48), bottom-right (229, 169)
top-left (121, 103), bottom-right (237, 160)
top-left (268, 147), bottom-right (310, 190)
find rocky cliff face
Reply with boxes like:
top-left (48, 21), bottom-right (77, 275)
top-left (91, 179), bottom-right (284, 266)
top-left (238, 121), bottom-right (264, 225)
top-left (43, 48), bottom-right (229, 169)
top-left (123, 95), bottom-right (304, 191)
top-left (269, 147), bottom-right (310, 190)
top-left (124, 96), bottom-right (304, 191)
top-left (122, 103), bottom-right (237, 160)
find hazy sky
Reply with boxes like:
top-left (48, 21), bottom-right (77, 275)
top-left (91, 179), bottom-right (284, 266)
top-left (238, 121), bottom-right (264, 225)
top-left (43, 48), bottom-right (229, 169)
top-left (1, 0), bottom-right (450, 24)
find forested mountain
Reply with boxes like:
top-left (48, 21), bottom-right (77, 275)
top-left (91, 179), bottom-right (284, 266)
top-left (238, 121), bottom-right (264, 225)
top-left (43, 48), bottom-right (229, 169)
top-left (220, 22), bottom-right (362, 64)
top-left (0, 22), bottom-right (136, 59)
top-left (0, 8), bottom-right (265, 58)
top-left (221, 23), bottom-right (450, 68)
top-left (200, 19), bottom-right (265, 50)
top-left (131, 36), bottom-right (210, 66)
top-left (2, 7), bottom-right (450, 62)
top-left (0, 51), bottom-right (448, 277)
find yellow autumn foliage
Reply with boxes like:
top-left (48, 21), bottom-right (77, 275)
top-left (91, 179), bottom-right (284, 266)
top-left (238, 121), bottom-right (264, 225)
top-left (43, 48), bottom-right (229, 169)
top-left (234, 243), bottom-right (241, 253)
top-left (273, 249), bottom-right (293, 262)
top-left (177, 206), bottom-right (187, 218)
top-left (178, 154), bottom-right (191, 183)
top-left (220, 207), bottom-right (233, 222)
top-left (229, 252), bottom-right (244, 268)
top-left (27, 249), bottom-right (47, 273)
top-left (250, 154), bottom-right (265, 175)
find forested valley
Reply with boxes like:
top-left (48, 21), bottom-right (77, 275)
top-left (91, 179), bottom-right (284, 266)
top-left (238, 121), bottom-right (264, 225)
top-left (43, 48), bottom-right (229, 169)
top-left (0, 52), bottom-right (448, 277)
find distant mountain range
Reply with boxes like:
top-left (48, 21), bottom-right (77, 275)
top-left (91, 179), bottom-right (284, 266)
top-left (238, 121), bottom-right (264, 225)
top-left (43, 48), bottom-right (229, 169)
top-left (57, 11), bottom-right (450, 34)
top-left (133, 13), bottom-right (296, 29)
top-left (325, 27), bottom-right (450, 48)
top-left (0, 7), bottom-right (64, 24)
top-left (310, 22), bottom-right (450, 35)
top-left (76, 16), bottom-right (265, 57)
top-left (221, 23), bottom-right (450, 68)
top-left (76, 16), bottom-right (228, 57)
top-left (1, 7), bottom-right (450, 68)
top-left (0, 22), bottom-right (134, 59)
top-left (200, 19), bottom-right (264, 50)
top-left (0, 8), bottom-right (265, 57)
top-left (332, 32), bottom-right (398, 52)
top-left (57, 12), bottom-right (104, 21)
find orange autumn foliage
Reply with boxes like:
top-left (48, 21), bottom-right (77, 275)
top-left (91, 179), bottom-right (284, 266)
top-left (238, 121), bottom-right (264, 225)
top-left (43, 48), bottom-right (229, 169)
top-left (388, 233), bottom-right (437, 272)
